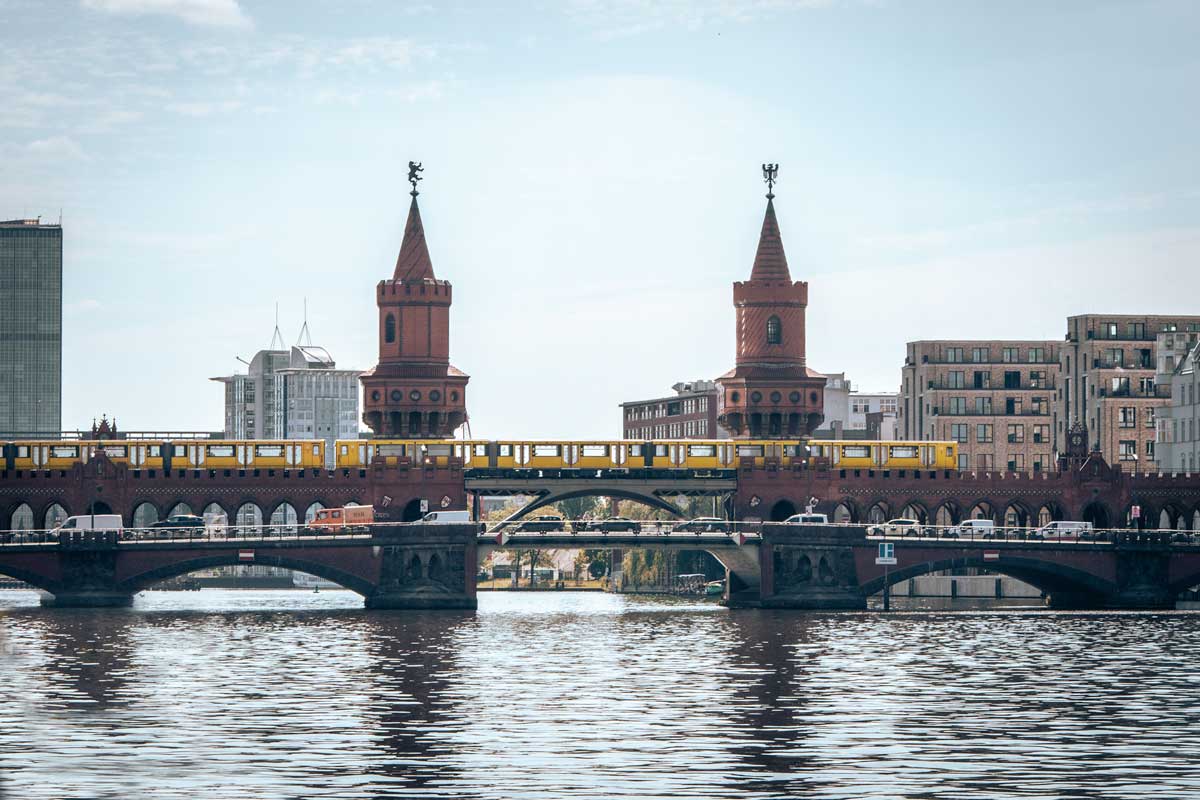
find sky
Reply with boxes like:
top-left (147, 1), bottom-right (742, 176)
top-left (2, 0), bottom-right (1199, 439)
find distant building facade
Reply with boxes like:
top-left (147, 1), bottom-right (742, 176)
top-left (1154, 338), bottom-right (1200, 473)
top-left (621, 380), bottom-right (720, 439)
top-left (0, 219), bottom-right (62, 436)
top-left (213, 345), bottom-right (362, 448)
top-left (900, 340), bottom-right (1061, 473)
top-left (816, 373), bottom-right (897, 439)
top-left (1061, 315), bottom-right (1200, 471)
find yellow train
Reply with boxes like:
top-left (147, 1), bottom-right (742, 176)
top-left (3, 440), bottom-right (325, 471)
top-left (3, 438), bottom-right (957, 473)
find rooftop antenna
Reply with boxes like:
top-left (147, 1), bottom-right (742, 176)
top-left (269, 302), bottom-right (286, 350)
top-left (296, 297), bottom-right (313, 346)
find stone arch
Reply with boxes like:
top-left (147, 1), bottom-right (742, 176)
top-left (116, 552), bottom-right (376, 597)
top-left (817, 556), bottom-right (835, 584)
top-left (304, 502), bottom-right (325, 523)
top-left (504, 488), bottom-right (684, 523)
top-left (1081, 501), bottom-right (1112, 530)
top-left (168, 502), bottom-right (194, 518)
top-left (861, 555), bottom-right (1116, 605)
top-left (427, 553), bottom-right (442, 581)
top-left (899, 501), bottom-right (929, 526)
top-left (796, 554), bottom-right (812, 582)
top-left (270, 502), bottom-right (299, 531)
top-left (1037, 502), bottom-right (1064, 527)
top-left (400, 498), bottom-right (424, 522)
top-left (1003, 501), bottom-right (1032, 529)
top-left (202, 502), bottom-right (228, 525)
top-left (408, 554), bottom-right (423, 580)
top-left (43, 503), bottom-right (68, 530)
top-left (867, 502), bottom-right (889, 525)
top-left (932, 500), bottom-right (958, 527)
top-left (1194, 509), bottom-right (1200, 532)
top-left (770, 499), bottom-right (797, 522)
top-left (132, 501), bottom-right (160, 529)
top-left (832, 501), bottom-right (855, 524)
top-left (235, 502), bottom-right (263, 533)
top-left (967, 500), bottom-right (996, 522)
top-left (9, 503), bottom-right (34, 532)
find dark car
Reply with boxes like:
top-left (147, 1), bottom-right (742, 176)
top-left (515, 514), bottom-right (566, 533)
top-left (675, 517), bottom-right (730, 533)
top-left (150, 514), bottom-right (205, 530)
top-left (585, 517), bottom-right (640, 533)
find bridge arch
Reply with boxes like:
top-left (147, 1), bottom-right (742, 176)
top-left (503, 488), bottom-right (686, 523)
top-left (269, 502), bottom-right (299, 531)
top-left (967, 500), bottom-right (996, 523)
top-left (234, 502), bottom-right (263, 531)
top-left (132, 501), bottom-right (160, 529)
top-left (932, 500), bottom-right (959, 527)
top-left (1037, 501), bottom-right (1064, 527)
top-left (1081, 500), bottom-right (1113, 529)
top-left (43, 503), bottom-right (68, 530)
top-left (830, 499), bottom-right (858, 524)
top-left (202, 501), bottom-right (228, 522)
top-left (770, 499), bottom-right (797, 522)
top-left (866, 502), bottom-right (889, 525)
top-left (9, 503), bottom-right (34, 532)
top-left (1002, 500), bottom-right (1032, 528)
top-left (167, 501), bottom-right (194, 518)
top-left (898, 501), bottom-right (928, 525)
top-left (304, 501), bottom-right (326, 523)
top-left (117, 552), bottom-right (377, 598)
top-left (860, 555), bottom-right (1116, 604)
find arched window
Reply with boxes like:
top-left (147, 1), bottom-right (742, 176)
top-left (384, 313), bottom-right (396, 344)
top-left (766, 315), bottom-right (781, 345)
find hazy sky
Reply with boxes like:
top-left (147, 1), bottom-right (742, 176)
top-left (3, 0), bottom-right (1198, 438)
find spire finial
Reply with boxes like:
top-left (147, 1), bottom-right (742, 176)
top-left (407, 160), bottom-right (424, 197)
top-left (762, 162), bottom-right (778, 199)
top-left (296, 297), bottom-right (312, 346)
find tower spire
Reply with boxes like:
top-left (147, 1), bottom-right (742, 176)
top-left (393, 195), bottom-right (435, 281)
top-left (269, 302), bottom-right (285, 350)
top-left (296, 296), bottom-right (312, 346)
top-left (749, 196), bottom-right (791, 282)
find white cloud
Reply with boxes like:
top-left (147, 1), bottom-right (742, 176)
top-left (566, 0), bottom-right (838, 37)
top-left (80, 0), bottom-right (252, 29)
top-left (166, 99), bottom-right (242, 116)
top-left (26, 136), bottom-right (88, 160)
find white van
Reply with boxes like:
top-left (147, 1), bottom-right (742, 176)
top-left (1036, 520), bottom-right (1094, 540)
top-left (420, 510), bottom-right (471, 524)
top-left (949, 518), bottom-right (995, 538)
top-left (57, 514), bottom-right (123, 533)
top-left (783, 513), bottom-right (829, 525)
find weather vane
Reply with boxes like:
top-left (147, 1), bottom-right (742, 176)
top-left (407, 160), bottom-right (424, 197)
top-left (762, 163), bottom-right (779, 199)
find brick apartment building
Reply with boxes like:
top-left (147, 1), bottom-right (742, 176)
top-left (620, 380), bottom-right (721, 440)
top-left (900, 340), bottom-right (1061, 473)
top-left (1061, 315), bottom-right (1200, 471)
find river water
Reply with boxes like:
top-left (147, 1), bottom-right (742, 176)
top-left (2, 589), bottom-right (1199, 799)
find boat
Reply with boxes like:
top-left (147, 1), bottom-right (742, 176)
top-left (292, 571), bottom-right (341, 590)
top-left (704, 580), bottom-right (725, 596)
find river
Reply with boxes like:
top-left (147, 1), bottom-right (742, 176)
top-left (2, 589), bottom-right (1199, 799)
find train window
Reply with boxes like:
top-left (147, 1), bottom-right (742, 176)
top-left (782, 445), bottom-right (802, 457)
top-left (842, 445), bottom-right (871, 459)
top-left (499, 444), bottom-right (513, 457)
top-left (313, 445), bottom-right (320, 456)
top-left (149, 446), bottom-right (161, 457)
top-left (737, 445), bottom-right (764, 457)
top-left (628, 444), bottom-right (643, 456)
top-left (581, 445), bottom-right (608, 457)
top-left (16, 446), bottom-right (29, 457)
top-left (101, 446), bottom-right (127, 457)
top-left (889, 446), bottom-right (918, 459)
top-left (473, 444), bottom-right (487, 456)
top-left (340, 446), bottom-right (349, 456)
top-left (51, 446), bottom-right (79, 458)
top-left (946, 446), bottom-right (954, 457)
top-left (377, 444), bottom-right (406, 457)
top-left (688, 445), bottom-right (715, 457)
top-left (425, 445), bottom-right (452, 457)
top-left (533, 444), bottom-right (561, 457)
top-left (207, 445), bottom-right (234, 457)
top-left (255, 445), bottom-right (284, 457)
top-left (654, 444), bottom-right (668, 457)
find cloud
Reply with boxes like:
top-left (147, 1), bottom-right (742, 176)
top-left (166, 99), bottom-right (242, 116)
top-left (80, 0), bottom-right (252, 29)
top-left (26, 136), bottom-right (88, 160)
top-left (565, 0), bottom-right (838, 38)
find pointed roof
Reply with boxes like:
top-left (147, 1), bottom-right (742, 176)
top-left (393, 195), bottom-right (435, 281)
top-left (749, 197), bottom-right (792, 282)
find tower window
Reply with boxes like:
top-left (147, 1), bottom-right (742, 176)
top-left (766, 315), bottom-right (781, 345)
top-left (385, 313), bottom-right (396, 344)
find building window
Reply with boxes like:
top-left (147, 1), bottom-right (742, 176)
top-left (1105, 348), bottom-right (1123, 368)
top-left (1033, 454), bottom-right (1049, 473)
top-left (1006, 397), bottom-right (1022, 415)
top-left (1002, 347), bottom-right (1018, 363)
top-left (1007, 453), bottom-right (1025, 472)
top-left (946, 347), bottom-right (964, 363)
top-left (385, 314), bottom-right (396, 344)
top-left (1007, 424), bottom-right (1025, 443)
top-left (1028, 347), bottom-right (1045, 363)
top-left (766, 315), bottom-right (781, 345)
top-left (978, 453), bottom-right (992, 470)
top-left (950, 423), bottom-right (968, 443)
top-left (948, 371), bottom-right (964, 388)
top-left (973, 371), bottom-right (991, 389)
top-left (1033, 424), bottom-right (1049, 443)
top-left (1003, 371), bottom-right (1021, 389)
top-left (948, 397), bottom-right (966, 414)
top-left (1032, 396), bottom-right (1047, 415)
top-left (1030, 370), bottom-right (1047, 388)
top-left (1119, 440), bottom-right (1137, 461)
top-left (975, 397), bottom-right (992, 414)
top-left (1146, 440), bottom-right (1154, 458)
top-left (957, 454), bottom-right (969, 470)
top-left (1146, 407), bottom-right (1156, 428)
top-left (1111, 377), bottom-right (1131, 396)
top-left (1119, 407), bottom-right (1136, 428)
top-left (972, 347), bottom-right (989, 363)
top-left (976, 423), bottom-right (993, 443)
top-left (1129, 322), bottom-right (1146, 339)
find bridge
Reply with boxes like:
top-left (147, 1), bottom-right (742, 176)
top-left (4, 517), bottom-right (1200, 610)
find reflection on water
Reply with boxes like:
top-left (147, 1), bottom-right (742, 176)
top-left (2, 589), bottom-right (1200, 799)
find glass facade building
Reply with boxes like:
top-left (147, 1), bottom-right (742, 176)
top-left (0, 219), bottom-right (62, 436)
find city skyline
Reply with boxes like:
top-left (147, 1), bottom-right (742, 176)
top-left (4, 0), bottom-right (1200, 437)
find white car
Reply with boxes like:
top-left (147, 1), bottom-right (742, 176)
top-left (869, 518), bottom-right (922, 537)
top-left (1035, 520), bottom-right (1095, 540)
top-left (947, 518), bottom-right (995, 538)
top-left (783, 513), bottom-right (829, 525)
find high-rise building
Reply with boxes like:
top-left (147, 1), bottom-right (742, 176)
top-left (212, 348), bottom-right (289, 439)
top-left (0, 218), bottom-right (62, 437)
top-left (361, 189), bottom-right (469, 438)
top-left (1061, 315), bottom-right (1200, 471)
top-left (1153, 333), bottom-right (1200, 473)
top-left (715, 183), bottom-right (825, 438)
top-left (900, 340), bottom-right (1061, 473)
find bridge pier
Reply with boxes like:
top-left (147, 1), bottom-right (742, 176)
top-left (42, 533), bottom-right (137, 608)
top-left (758, 526), bottom-right (868, 610)
top-left (364, 526), bottom-right (478, 610)
top-left (41, 590), bottom-right (135, 608)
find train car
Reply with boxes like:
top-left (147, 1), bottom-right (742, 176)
top-left (807, 440), bottom-right (957, 470)
top-left (171, 440), bottom-right (324, 469)
top-left (7, 441), bottom-right (90, 470)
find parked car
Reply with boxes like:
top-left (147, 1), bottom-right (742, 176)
top-left (1036, 520), bottom-right (1095, 541)
top-left (675, 516), bottom-right (730, 533)
top-left (515, 514), bottom-right (565, 532)
top-left (56, 514), bottom-right (124, 533)
top-left (420, 510), bottom-right (471, 524)
top-left (783, 513), bottom-right (829, 525)
top-left (585, 517), bottom-right (639, 533)
top-left (948, 518), bottom-right (996, 539)
top-left (149, 515), bottom-right (206, 535)
top-left (868, 518), bottom-right (921, 537)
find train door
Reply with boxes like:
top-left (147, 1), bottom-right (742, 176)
top-left (566, 444), bottom-right (578, 467)
top-left (192, 445), bottom-right (204, 467)
top-left (130, 444), bottom-right (145, 468)
top-left (32, 445), bottom-right (46, 469)
top-left (614, 444), bottom-right (626, 468)
top-left (517, 444), bottom-right (530, 468)
top-left (669, 443), bottom-right (685, 467)
top-left (643, 442), bottom-right (654, 468)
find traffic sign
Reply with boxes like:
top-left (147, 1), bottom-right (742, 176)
top-left (875, 541), bottom-right (896, 565)
top-left (1132, 505), bottom-right (1141, 519)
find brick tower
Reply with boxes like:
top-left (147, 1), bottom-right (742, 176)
top-left (716, 166), bottom-right (825, 438)
top-left (361, 168), bottom-right (469, 437)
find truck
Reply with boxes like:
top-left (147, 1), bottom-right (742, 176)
top-left (307, 504), bottom-right (375, 533)
top-left (420, 510), bottom-right (471, 524)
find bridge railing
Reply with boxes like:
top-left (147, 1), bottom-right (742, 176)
top-left (480, 518), bottom-right (765, 539)
top-left (0, 520), bottom-right (471, 546)
top-left (860, 522), bottom-right (1186, 545)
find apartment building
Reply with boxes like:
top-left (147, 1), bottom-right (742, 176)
top-left (620, 380), bottom-right (720, 439)
top-left (1061, 315), bottom-right (1200, 471)
top-left (900, 340), bottom-right (1061, 472)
